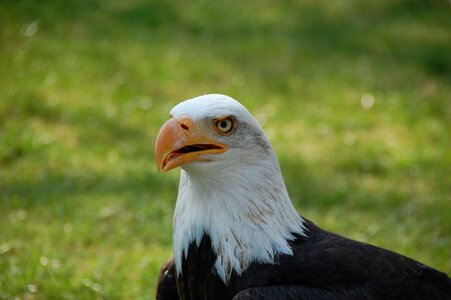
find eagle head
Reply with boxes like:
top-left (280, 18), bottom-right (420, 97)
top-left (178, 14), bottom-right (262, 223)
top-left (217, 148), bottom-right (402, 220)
top-left (155, 94), bottom-right (305, 283)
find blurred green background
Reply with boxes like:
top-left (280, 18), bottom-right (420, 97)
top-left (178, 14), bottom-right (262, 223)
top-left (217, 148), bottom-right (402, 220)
top-left (1, 0), bottom-right (450, 298)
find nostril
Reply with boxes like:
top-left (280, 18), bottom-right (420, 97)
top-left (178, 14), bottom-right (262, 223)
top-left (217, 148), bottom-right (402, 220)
top-left (181, 123), bottom-right (189, 130)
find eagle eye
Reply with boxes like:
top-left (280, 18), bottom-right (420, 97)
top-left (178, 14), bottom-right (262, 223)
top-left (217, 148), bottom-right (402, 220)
top-left (214, 117), bottom-right (235, 134)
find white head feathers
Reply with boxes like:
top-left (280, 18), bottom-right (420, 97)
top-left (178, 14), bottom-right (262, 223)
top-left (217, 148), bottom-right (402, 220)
top-left (170, 94), bottom-right (306, 283)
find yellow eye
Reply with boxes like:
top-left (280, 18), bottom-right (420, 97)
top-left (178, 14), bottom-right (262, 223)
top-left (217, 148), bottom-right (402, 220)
top-left (215, 117), bottom-right (235, 134)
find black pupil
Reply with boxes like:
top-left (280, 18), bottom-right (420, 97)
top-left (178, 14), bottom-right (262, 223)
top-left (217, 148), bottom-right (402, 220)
top-left (220, 121), bottom-right (228, 129)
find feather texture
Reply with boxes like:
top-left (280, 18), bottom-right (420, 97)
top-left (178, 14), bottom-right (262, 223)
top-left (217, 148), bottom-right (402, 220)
top-left (158, 221), bottom-right (451, 300)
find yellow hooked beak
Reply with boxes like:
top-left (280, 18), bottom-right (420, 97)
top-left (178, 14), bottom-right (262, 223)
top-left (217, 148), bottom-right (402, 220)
top-left (155, 117), bottom-right (227, 172)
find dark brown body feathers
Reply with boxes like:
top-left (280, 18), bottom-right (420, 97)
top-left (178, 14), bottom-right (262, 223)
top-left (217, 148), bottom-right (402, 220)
top-left (157, 220), bottom-right (451, 300)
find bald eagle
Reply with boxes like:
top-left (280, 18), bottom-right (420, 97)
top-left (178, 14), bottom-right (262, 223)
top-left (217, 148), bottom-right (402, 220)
top-left (154, 94), bottom-right (450, 300)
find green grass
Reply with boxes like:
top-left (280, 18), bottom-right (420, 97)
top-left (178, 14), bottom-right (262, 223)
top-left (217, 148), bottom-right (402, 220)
top-left (1, 0), bottom-right (450, 298)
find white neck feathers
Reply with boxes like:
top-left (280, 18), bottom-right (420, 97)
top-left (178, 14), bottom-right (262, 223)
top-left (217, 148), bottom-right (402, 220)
top-left (173, 156), bottom-right (306, 283)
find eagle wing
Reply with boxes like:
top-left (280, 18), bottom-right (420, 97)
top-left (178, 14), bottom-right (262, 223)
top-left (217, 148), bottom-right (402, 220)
top-left (156, 259), bottom-right (179, 300)
top-left (232, 285), bottom-right (366, 300)
top-left (238, 220), bottom-right (451, 300)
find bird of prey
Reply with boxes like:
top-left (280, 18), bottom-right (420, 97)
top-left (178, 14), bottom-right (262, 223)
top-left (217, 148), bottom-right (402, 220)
top-left (154, 94), bottom-right (451, 300)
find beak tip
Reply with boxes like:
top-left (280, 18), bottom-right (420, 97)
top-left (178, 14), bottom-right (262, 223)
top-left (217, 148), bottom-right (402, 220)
top-left (157, 160), bottom-right (167, 173)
